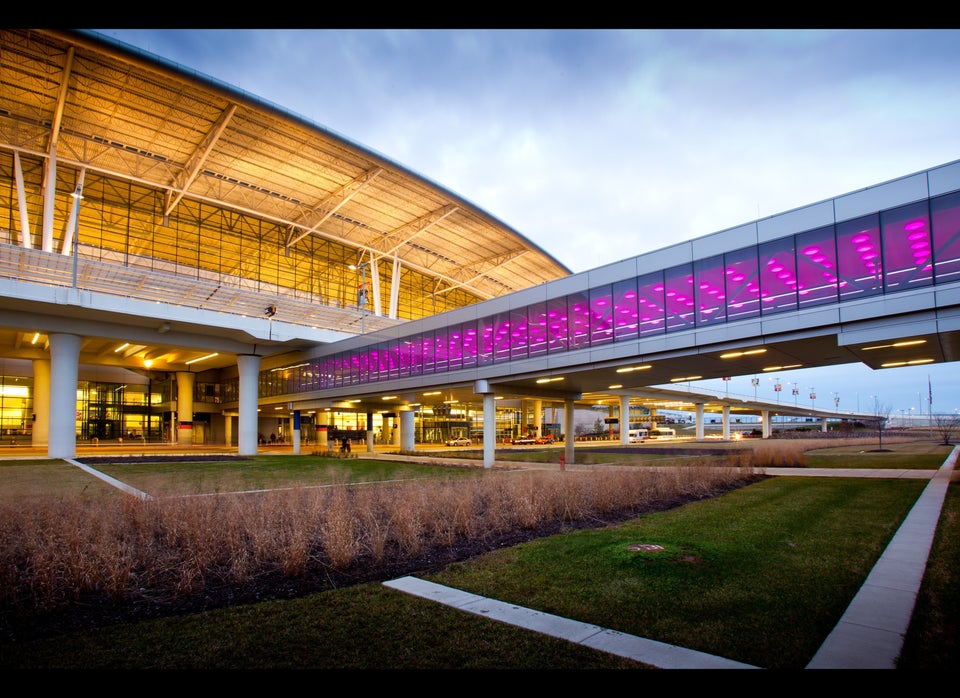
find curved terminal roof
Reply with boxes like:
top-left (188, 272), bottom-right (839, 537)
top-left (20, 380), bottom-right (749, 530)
top-left (2, 28), bottom-right (571, 302)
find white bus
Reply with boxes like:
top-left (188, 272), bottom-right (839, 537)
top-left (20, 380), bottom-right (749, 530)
top-left (648, 427), bottom-right (676, 440)
top-left (628, 428), bottom-right (649, 443)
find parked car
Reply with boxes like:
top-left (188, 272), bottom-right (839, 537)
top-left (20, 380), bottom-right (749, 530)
top-left (511, 436), bottom-right (539, 445)
top-left (445, 437), bottom-right (472, 447)
top-left (535, 435), bottom-right (555, 444)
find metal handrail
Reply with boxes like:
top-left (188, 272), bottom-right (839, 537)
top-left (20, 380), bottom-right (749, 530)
top-left (0, 240), bottom-right (404, 335)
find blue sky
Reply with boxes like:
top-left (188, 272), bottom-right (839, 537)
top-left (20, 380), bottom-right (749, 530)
top-left (92, 28), bottom-right (960, 418)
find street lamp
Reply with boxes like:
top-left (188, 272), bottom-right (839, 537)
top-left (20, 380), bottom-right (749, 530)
top-left (809, 388), bottom-right (816, 408)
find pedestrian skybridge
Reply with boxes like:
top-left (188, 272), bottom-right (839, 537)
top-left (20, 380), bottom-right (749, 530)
top-left (259, 159), bottom-right (960, 435)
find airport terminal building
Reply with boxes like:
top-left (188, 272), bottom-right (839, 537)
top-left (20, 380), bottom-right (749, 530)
top-left (2, 29), bottom-right (959, 460)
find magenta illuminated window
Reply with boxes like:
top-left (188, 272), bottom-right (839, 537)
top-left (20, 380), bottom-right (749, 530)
top-left (837, 214), bottom-right (882, 301)
top-left (461, 321), bottom-right (478, 369)
top-left (613, 277), bottom-right (639, 341)
top-left (492, 312), bottom-right (511, 362)
top-left (421, 331), bottom-right (435, 374)
top-left (546, 297), bottom-right (568, 353)
top-left (527, 302), bottom-right (548, 357)
top-left (881, 201), bottom-right (932, 293)
top-left (723, 246), bottom-right (759, 322)
top-left (759, 238), bottom-right (797, 315)
top-left (694, 255), bottom-right (726, 326)
top-left (568, 292), bottom-right (591, 350)
top-left (446, 324), bottom-right (463, 371)
top-left (932, 191), bottom-right (960, 283)
top-left (796, 226), bottom-right (838, 308)
top-left (636, 270), bottom-right (665, 336)
top-left (589, 285), bottom-right (614, 346)
top-left (664, 264), bottom-right (694, 332)
top-left (510, 307), bottom-right (529, 359)
top-left (478, 319), bottom-right (494, 366)
top-left (433, 331), bottom-right (449, 373)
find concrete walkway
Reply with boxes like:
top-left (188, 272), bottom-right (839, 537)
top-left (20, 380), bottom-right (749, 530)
top-left (384, 446), bottom-right (959, 670)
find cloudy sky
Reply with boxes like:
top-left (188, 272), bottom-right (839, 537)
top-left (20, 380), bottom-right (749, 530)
top-left (92, 28), bottom-right (960, 419)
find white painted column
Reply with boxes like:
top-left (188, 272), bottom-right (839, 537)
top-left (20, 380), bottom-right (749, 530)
top-left (48, 333), bottom-right (81, 459)
top-left (366, 412), bottom-right (375, 453)
top-left (292, 410), bottom-right (301, 454)
top-left (31, 359), bottom-right (50, 448)
top-left (483, 392), bottom-right (496, 469)
top-left (761, 410), bottom-right (771, 438)
top-left (237, 354), bottom-right (261, 456)
top-left (821, 417), bottom-right (829, 433)
top-left (620, 395), bottom-right (631, 444)
top-left (695, 403), bottom-right (705, 441)
top-left (722, 405), bottom-right (731, 441)
top-left (400, 409), bottom-right (415, 452)
top-left (564, 398), bottom-right (575, 466)
top-left (176, 372), bottom-right (195, 447)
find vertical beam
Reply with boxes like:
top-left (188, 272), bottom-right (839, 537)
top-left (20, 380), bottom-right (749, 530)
top-left (48, 333), bottom-right (81, 459)
top-left (31, 358), bottom-right (50, 448)
top-left (619, 394), bottom-right (630, 444)
top-left (13, 152), bottom-right (32, 248)
top-left (237, 354), bottom-right (261, 455)
top-left (564, 398), bottom-right (575, 465)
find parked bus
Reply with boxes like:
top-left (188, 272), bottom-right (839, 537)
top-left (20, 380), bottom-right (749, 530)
top-left (628, 428), bottom-right (649, 443)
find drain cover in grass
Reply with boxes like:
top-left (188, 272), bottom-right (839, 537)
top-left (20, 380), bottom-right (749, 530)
top-left (628, 543), bottom-right (666, 552)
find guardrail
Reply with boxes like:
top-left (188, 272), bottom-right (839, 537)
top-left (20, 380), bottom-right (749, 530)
top-left (0, 240), bottom-right (404, 335)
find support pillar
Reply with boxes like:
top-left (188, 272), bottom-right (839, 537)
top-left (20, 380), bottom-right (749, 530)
top-left (695, 403), bottom-right (705, 441)
top-left (32, 359), bottom-right (50, 448)
top-left (564, 398), bottom-right (575, 466)
top-left (483, 392), bottom-right (496, 469)
top-left (400, 409), bottom-right (415, 452)
top-left (176, 371), bottom-right (195, 447)
top-left (722, 405), bottom-right (731, 441)
top-left (366, 412), bottom-right (374, 453)
top-left (48, 333), bottom-right (81, 459)
top-left (761, 410), bottom-right (771, 439)
top-left (292, 410), bottom-right (301, 454)
top-left (237, 354), bottom-right (261, 456)
top-left (620, 394), bottom-right (630, 445)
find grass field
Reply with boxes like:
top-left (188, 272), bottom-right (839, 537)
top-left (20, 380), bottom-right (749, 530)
top-left (0, 437), bottom-right (956, 671)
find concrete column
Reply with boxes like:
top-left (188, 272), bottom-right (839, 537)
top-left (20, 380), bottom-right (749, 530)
top-left (48, 333), bottom-right (81, 459)
top-left (533, 399), bottom-right (543, 436)
top-left (620, 395), bottom-right (630, 445)
top-left (237, 354), bottom-right (261, 456)
top-left (722, 405), bottom-right (731, 441)
top-left (292, 410), bottom-right (301, 454)
top-left (483, 392), bottom-right (496, 469)
top-left (224, 413), bottom-right (233, 447)
top-left (176, 371), bottom-right (195, 447)
top-left (32, 359), bottom-right (50, 448)
top-left (761, 410), bottom-right (771, 438)
top-left (366, 411), bottom-right (374, 453)
top-left (564, 398), bottom-right (575, 466)
top-left (821, 417), bottom-right (829, 433)
top-left (400, 409), bottom-right (415, 452)
top-left (695, 403), bottom-right (705, 441)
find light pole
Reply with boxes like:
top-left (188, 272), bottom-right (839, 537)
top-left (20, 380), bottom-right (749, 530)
top-left (809, 388), bottom-right (816, 408)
